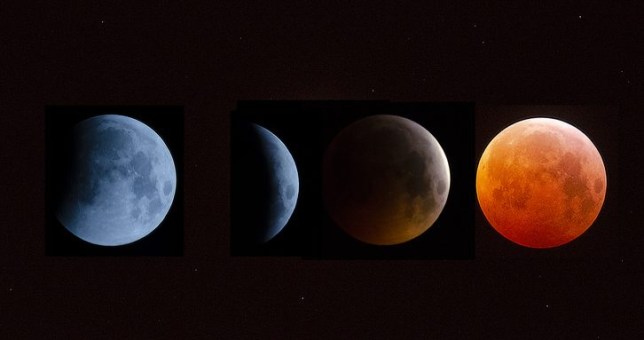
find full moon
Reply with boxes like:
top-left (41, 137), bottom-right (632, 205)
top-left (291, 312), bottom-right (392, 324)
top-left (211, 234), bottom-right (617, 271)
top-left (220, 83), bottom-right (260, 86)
top-left (57, 114), bottom-right (177, 246)
top-left (323, 115), bottom-right (450, 245)
top-left (476, 117), bottom-right (606, 248)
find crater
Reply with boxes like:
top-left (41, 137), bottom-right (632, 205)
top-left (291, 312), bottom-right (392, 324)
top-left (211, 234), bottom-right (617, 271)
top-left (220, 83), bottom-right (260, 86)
top-left (558, 152), bottom-right (582, 177)
top-left (581, 197), bottom-right (596, 215)
top-left (594, 178), bottom-right (604, 194)
top-left (87, 126), bottom-right (132, 161)
top-left (405, 195), bottom-right (436, 223)
top-left (163, 180), bottom-right (173, 195)
top-left (133, 176), bottom-right (157, 199)
top-left (510, 187), bottom-right (531, 209)
top-left (562, 176), bottom-right (587, 199)
top-left (437, 180), bottom-right (446, 195)
top-left (130, 151), bottom-right (152, 176)
top-left (148, 198), bottom-right (162, 215)
top-left (286, 184), bottom-right (295, 200)
top-left (131, 207), bottom-right (141, 219)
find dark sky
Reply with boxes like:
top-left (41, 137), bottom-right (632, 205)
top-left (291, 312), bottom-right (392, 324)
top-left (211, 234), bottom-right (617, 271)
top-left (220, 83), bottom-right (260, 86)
top-left (1, 1), bottom-right (643, 338)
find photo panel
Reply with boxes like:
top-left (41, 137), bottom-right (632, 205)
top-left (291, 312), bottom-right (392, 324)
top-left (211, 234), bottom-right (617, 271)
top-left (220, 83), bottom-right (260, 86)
top-left (475, 105), bottom-right (620, 259)
top-left (231, 101), bottom-right (475, 259)
top-left (45, 106), bottom-right (184, 256)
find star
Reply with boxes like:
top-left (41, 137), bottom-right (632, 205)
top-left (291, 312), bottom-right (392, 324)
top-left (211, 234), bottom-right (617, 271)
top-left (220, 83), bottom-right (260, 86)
top-left (545, 304), bottom-right (550, 308)
top-left (578, 15), bottom-right (582, 19)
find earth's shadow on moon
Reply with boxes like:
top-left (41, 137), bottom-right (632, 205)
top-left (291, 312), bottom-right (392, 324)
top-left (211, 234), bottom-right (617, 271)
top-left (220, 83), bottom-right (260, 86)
top-left (319, 102), bottom-right (475, 259)
top-left (45, 106), bottom-right (184, 256)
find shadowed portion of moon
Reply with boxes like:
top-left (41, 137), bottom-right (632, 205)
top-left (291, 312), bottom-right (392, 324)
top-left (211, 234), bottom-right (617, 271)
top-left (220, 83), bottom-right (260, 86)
top-left (232, 123), bottom-right (299, 244)
top-left (57, 114), bottom-right (176, 246)
top-left (323, 115), bottom-right (450, 245)
top-left (476, 117), bottom-right (606, 248)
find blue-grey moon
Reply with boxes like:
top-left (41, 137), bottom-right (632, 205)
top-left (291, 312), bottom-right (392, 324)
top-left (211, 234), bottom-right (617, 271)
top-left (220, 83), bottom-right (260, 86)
top-left (57, 114), bottom-right (177, 246)
top-left (252, 123), bottom-right (299, 242)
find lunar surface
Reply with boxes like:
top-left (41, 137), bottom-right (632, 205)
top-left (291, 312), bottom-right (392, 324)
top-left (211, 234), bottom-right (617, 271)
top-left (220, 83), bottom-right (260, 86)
top-left (57, 114), bottom-right (177, 246)
top-left (476, 117), bottom-right (606, 248)
top-left (233, 123), bottom-right (299, 244)
top-left (323, 115), bottom-right (450, 245)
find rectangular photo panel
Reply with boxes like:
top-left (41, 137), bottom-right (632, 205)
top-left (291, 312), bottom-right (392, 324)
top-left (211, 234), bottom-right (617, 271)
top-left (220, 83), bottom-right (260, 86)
top-left (45, 106), bottom-right (184, 256)
top-left (475, 105), bottom-right (619, 259)
top-left (231, 101), bottom-right (475, 259)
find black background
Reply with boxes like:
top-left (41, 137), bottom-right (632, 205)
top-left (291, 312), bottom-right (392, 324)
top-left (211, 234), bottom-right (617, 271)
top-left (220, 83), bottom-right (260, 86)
top-left (1, 1), bottom-right (643, 338)
top-left (45, 106), bottom-right (184, 256)
top-left (231, 101), bottom-right (475, 259)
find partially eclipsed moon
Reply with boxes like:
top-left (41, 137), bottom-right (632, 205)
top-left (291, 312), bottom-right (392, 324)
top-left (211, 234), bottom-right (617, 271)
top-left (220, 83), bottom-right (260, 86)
top-left (57, 114), bottom-right (177, 246)
top-left (476, 117), bottom-right (606, 248)
top-left (323, 115), bottom-right (450, 245)
top-left (251, 123), bottom-right (299, 243)
top-left (231, 122), bottom-right (299, 246)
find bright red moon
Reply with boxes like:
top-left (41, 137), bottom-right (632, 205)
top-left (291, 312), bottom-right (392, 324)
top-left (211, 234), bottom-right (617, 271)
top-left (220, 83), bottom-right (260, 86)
top-left (476, 118), bottom-right (607, 248)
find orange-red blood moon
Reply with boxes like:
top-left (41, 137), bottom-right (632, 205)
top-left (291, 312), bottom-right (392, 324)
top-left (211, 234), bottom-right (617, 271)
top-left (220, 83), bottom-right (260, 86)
top-left (476, 118), bottom-right (607, 248)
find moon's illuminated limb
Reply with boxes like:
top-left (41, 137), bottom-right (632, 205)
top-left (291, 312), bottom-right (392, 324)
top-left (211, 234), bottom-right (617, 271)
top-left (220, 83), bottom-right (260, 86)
top-left (476, 117), bottom-right (606, 248)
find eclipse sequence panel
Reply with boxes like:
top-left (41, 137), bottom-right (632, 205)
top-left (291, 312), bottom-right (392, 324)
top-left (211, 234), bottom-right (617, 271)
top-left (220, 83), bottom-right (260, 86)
top-left (45, 101), bottom-right (616, 259)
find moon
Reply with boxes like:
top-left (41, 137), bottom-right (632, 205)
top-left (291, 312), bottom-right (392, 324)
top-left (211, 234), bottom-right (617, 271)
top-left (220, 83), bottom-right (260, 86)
top-left (476, 117), bottom-right (607, 248)
top-left (233, 123), bottom-right (299, 244)
top-left (56, 114), bottom-right (177, 246)
top-left (323, 115), bottom-right (450, 245)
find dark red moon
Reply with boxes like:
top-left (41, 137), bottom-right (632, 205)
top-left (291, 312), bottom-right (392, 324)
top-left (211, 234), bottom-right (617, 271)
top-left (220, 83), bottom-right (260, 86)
top-left (476, 118), bottom-right (607, 248)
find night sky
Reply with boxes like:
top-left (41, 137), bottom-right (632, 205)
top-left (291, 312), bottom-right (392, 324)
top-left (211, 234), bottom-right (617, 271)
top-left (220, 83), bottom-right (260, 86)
top-left (1, 1), bottom-right (643, 338)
